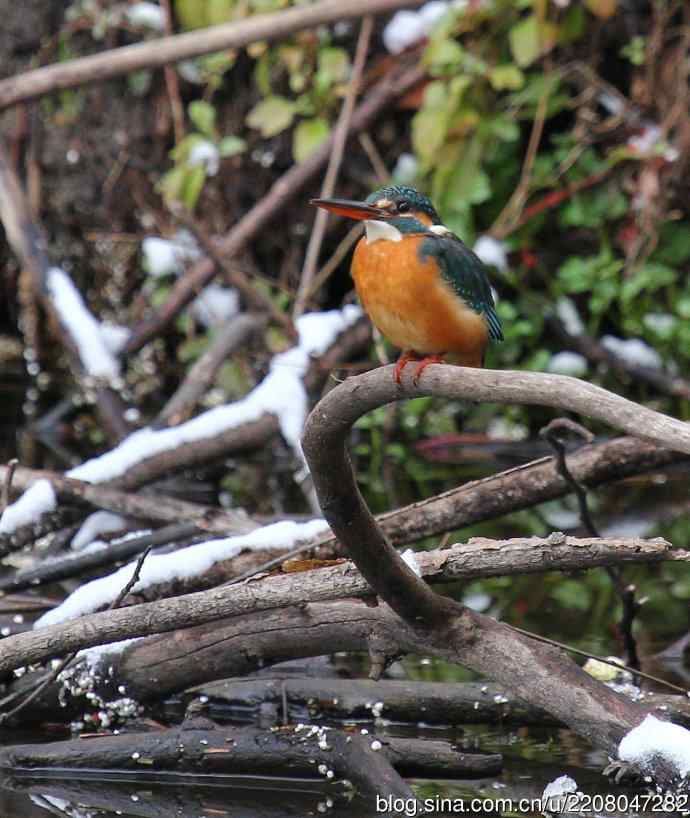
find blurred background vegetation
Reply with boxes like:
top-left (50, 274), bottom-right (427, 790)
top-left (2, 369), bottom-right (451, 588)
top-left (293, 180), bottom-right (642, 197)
top-left (1, 0), bottom-right (689, 672)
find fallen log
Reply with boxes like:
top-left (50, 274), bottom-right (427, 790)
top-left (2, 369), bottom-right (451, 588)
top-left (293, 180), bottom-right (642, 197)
top-left (0, 719), bottom-right (505, 806)
top-left (194, 677), bottom-right (690, 730)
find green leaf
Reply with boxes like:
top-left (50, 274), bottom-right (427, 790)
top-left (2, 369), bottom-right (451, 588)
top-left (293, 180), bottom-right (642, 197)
top-left (181, 164), bottom-right (207, 210)
top-left (207, 0), bottom-right (235, 25)
top-left (488, 65), bottom-right (525, 91)
top-left (178, 335), bottom-right (211, 363)
top-left (423, 38), bottom-right (465, 76)
top-left (246, 96), bottom-right (296, 137)
top-left (292, 117), bottom-right (330, 163)
top-left (443, 135), bottom-right (491, 209)
top-left (175, 0), bottom-right (210, 30)
top-left (218, 135), bottom-right (247, 157)
top-left (620, 262), bottom-right (676, 303)
top-left (509, 15), bottom-right (559, 68)
top-left (412, 109), bottom-right (447, 166)
top-left (158, 164), bottom-right (188, 204)
top-left (620, 35), bottom-right (646, 66)
top-left (170, 133), bottom-right (207, 164)
top-left (188, 100), bottom-right (217, 138)
top-left (653, 223), bottom-right (690, 265)
top-left (559, 187), bottom-right (627, 228)
top-left (317, 47), bottom-right (350, 85)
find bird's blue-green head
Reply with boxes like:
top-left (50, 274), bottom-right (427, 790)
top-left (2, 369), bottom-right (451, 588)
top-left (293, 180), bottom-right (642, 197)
top-left (311, 185), bottom-right (441, 235)
top-left (365, 185), bottom-right (441, 227)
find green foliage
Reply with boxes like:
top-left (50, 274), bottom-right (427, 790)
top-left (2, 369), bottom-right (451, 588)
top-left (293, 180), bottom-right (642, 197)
top-left (174, 0), bottom-right (236, 30)
top-left (620, 35), bottom-right (646, 65)
top-left (159, 101), bottom-right (246, 210)
top-left (244, 33), bottom-right (347, 161)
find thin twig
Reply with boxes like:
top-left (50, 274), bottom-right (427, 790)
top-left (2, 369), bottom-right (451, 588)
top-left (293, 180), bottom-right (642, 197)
top-left (109, 546), bottom-right (154, 610)
top-left (1, 458), bottom-right (18, 512)
top-left (159, 0), bottom-right (186, 145)
top-left (539, 419), bottom-right (598, 536)
top-left (509, 624), bottom-right (685, 696)
top-left (292, 14), bottom-right (374, 319)
top-left (358, 131), bottom-right (391, 184)
top-left (304, 223), bottom-right (362, 303)
top-left (539, 418), bottom-right (641, 669)
top-left (491, 73), bottom-right (551, 238)
top-left (171, 204), bottom-right (297, 338)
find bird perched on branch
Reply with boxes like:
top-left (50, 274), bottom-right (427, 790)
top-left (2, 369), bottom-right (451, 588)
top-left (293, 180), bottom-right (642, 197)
top-left (312, 185), bottom-right (502, 384)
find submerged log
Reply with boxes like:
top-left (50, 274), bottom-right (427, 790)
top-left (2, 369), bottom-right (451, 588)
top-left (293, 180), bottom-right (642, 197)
top-left (0, 719), bottom-right (501, 780)
top-left (0, 719), bottom-right (501, 809)
top-left (3, 777), bottom-right (347, 818)
top-left (194, 677), bottom-right (558, 726)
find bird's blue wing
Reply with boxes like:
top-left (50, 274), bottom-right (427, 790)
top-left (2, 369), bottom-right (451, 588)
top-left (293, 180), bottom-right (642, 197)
top-left (419, 233), bottom-right (503, 342)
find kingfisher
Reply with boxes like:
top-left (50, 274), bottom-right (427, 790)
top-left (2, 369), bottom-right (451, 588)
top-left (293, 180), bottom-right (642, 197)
top-left (311, 185), bottom-right (502, 384)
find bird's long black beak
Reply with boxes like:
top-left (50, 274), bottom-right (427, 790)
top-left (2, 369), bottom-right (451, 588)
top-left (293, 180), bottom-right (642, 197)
top-left (310, 197), bottom-right (390, 221)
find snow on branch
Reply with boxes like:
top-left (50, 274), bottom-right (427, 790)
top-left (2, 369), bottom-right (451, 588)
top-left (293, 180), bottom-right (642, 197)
top-left (0, 306), bottom-right (361, 536)
top-left (37, 518), bottom-right (329, 628)
top-left (47, 268), bottom-right (122, 381)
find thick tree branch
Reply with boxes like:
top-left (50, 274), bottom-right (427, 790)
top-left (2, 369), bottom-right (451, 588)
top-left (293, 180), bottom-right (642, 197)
top-left (0, 534), bottom-right (677, 679)
top-left (302, 364), bottom-right (690, 775)
top-left (0, 0), bottom-right (424, 111)
top-left (303, 364), bottom-right (690, 627)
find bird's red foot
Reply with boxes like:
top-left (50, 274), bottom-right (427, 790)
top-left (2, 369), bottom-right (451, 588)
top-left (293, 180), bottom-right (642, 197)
top-left (411, 355), bottom-right (444, 386)
top-left (394, 351), bottom-right (418, 385)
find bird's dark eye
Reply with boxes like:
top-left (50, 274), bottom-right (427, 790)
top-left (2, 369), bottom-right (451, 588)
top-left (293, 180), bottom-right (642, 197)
top-left (397, 201), bottom-right (410, 213)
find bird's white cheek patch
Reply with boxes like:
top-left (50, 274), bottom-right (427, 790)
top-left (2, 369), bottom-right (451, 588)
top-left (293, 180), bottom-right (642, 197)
top-left (365, 220), bottom-right (403, 244)
top-left (429, 224), bottom-right (452, 236)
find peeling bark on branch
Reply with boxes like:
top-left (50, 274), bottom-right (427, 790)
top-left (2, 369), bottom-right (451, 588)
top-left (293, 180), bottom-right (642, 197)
top-left (0, 535), bottom-right (675, 678)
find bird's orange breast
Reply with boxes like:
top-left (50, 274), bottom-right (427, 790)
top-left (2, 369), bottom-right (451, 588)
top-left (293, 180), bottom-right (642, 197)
top-left (351, 234), bottom-right (489, 366)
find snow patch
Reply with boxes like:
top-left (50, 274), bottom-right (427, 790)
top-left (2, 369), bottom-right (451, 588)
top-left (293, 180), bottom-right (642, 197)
top-left (188, 139), bottom-right (220, 176)
top-left (555, 297), bottom-right (585, 336)
top-left (0, 480), bottom-right (56, 534)
top-left (1, 306), bottom-right (361, 533)
top-left (47, 268), bottom-right (121, 380)
top-left (473, 235), bottom-right (508, 271)
top-left (628, 123), bottom-right (679, 162)
top-left (547, 351), bottom-right (588, 378)
top-left (72, 511), bottom-right (128, 551)
top-left (618, 714), bottom-right (690, 777)
top-left (191, 284), bottom-right (240, 328)
top-left (601, 335), bottom-right (662, 370)
top-left (126, 2), bottom-right (165, 31)
top-left (392, 153), bottom-right (419, 185)
top-left (77, 638), bottom-right (144, 668)
top-left (98, 322), bottom-right (131, 355)
top-left (383, 1), bottom-right (458, 54)
top-left (401, 548), bottom-right (422, 577)
top-left (541, 775), bottom-right (579, 814)
top-left (142, 231), bottom-right (201, 277)
top-left (37, 519), bottom-right (330, 628)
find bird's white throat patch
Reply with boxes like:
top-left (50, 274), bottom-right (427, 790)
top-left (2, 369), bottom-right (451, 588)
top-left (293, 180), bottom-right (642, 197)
top-left (364, 220), bottom-right (402, 244)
